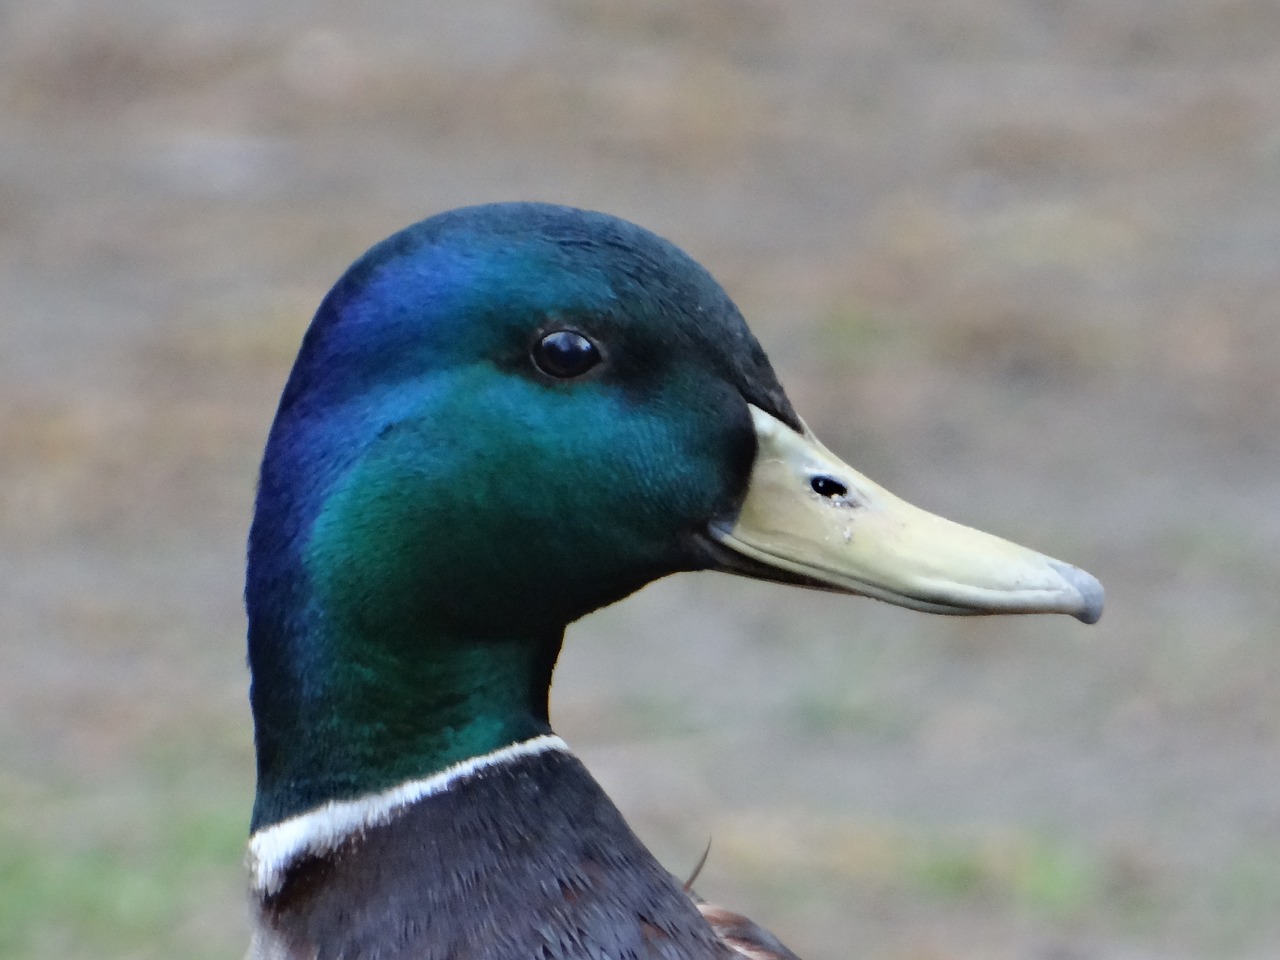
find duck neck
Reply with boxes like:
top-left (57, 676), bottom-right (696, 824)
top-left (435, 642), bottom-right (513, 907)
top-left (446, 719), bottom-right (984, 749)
top-left (248, 610), bottom-right (563, 832)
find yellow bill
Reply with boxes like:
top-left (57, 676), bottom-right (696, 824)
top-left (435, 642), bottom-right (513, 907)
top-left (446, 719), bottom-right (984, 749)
top-left (710, 406), bottom-right (1103, 623)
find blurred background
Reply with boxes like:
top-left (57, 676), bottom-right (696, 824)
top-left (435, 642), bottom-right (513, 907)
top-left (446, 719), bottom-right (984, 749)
top-left (2, 2), bottom-right (1278, 958)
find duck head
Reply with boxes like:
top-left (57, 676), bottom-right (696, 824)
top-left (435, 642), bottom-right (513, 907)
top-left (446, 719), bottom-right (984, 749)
top-left (247, 203), bottom-right (1101, 829)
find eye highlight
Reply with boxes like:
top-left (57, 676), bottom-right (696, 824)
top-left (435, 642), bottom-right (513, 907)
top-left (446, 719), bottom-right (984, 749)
top-left (532, 329), bottom-right (602, 379)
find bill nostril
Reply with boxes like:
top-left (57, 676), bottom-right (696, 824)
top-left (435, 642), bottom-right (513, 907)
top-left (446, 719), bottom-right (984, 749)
top-left (810, 475), bottom-right (848, 499)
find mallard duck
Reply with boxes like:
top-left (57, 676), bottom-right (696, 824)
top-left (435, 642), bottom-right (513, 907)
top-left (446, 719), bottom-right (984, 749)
top-left (244, 202), bottom-right (1103, 959)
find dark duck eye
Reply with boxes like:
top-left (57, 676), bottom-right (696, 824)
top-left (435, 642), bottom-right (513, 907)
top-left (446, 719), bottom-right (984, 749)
top-left (532, 329), bottom-right (602, 379)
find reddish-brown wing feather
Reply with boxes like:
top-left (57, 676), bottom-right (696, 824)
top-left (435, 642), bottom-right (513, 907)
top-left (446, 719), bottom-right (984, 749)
top-left (696, 903), bottom-right (804, 960)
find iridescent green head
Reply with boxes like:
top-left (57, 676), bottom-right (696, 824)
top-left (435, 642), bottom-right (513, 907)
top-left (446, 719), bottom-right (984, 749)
top-left (246, 203), bottom-right (799, 827)
top-left (247, 203), bottom-right (1101, 830)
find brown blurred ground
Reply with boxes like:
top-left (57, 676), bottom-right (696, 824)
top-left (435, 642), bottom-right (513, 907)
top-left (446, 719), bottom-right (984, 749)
top-left (1, 2), bottom-right (1278, 958)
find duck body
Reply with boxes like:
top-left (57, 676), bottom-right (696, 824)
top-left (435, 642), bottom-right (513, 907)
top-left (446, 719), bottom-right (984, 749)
top-left (249, 742), bottom-right (746, 959)
top-left (245, 203), bottom-right (1100, 959)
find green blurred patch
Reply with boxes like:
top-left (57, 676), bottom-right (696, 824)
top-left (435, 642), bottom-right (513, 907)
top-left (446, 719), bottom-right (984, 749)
top-left (0, 799), bottom-right (246, 960)
top-left (716, 814), bottom-right (1105, 923)
top-left (599, 692), bottom-right (705, 740)
top-left (0, 736), bottom-right (250, 960)
top-left (787, 692), bottom-right (912, 739)
top-left (1203, 849), bottom-right (1280, 953)
top-left (906, 830), bottom-right (1098, 918)
top-left (781, 624), bottom-right (919, 741)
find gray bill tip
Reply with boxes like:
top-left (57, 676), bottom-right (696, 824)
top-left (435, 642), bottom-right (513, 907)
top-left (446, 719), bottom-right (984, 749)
top-left (1049, 560), bottom-right (1105, 624)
